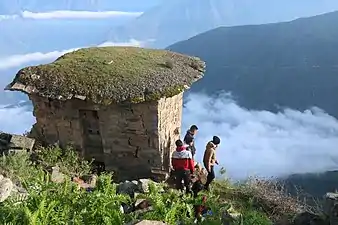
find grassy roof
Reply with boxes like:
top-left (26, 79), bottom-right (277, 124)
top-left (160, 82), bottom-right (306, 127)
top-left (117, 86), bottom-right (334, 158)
top-left (6, 46), bottom-right (206, 104)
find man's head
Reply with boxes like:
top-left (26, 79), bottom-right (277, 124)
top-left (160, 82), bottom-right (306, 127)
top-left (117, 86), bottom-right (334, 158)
top-left (212, 136), bottom-right (221, 146)
top-left (189, 125), bottom-right (199, 135)
top-left (175, 139), bottom-right (184, 147)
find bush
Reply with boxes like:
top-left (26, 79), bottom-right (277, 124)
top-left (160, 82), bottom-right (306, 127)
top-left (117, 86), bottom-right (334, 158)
top-left (34, 145), bottom-right (92, 176)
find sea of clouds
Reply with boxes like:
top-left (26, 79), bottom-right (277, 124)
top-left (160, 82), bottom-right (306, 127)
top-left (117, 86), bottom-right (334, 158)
top-left (182, 93), bottom-right (338, 180)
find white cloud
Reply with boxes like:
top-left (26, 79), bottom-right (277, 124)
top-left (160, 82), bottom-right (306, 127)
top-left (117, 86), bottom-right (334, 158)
top-left (98, 39), bottom-right (143, 47)
top-left (0, 104), bottom-right (35, 135)
top-left (1, 93), bottom-right (338, 180)
top-left (0, 39), bottom-right (143, 70)
top-left (20, 10), bottom-right (143, 19)
top-left (0, 15), bottom-right (18, 21)
top-left (0, 10), bottom-right (142, 21)
top-left (182, 93), bottom-right (338, 180)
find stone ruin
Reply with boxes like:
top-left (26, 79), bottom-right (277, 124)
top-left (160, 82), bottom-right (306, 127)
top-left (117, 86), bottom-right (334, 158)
top-left (6, 46), bottom-right (206, 181)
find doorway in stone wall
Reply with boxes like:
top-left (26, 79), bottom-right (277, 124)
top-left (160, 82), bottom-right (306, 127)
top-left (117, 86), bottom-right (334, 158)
top-left (79, 110), bottom-right (104, 161)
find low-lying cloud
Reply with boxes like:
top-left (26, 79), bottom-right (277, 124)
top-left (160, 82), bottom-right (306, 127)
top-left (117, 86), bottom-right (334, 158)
top-left (182, 93), bottom-right (338, 180)
top-left (0, 39), bottom-right (143, 70)
top-left (0, 10), bottom-right (142, 21)
top-left (1, 93), bottom-right (338, 180)
top-left (0, 103), bottom-right (35, 134)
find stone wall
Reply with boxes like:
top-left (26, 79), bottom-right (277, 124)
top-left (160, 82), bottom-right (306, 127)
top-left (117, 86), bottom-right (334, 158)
top-left (157, 93), bottom-right (183, 172)
top-left (29, 95), bottom-right (84, 150)
top-left (29, 92), bottom-right (183, 181)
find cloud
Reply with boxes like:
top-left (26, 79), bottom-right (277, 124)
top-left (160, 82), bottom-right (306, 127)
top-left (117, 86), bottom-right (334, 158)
top-left (1, 92), bottom-right (338, 180)
top-left (0, 15), bottom-right (18, 21)
top-left (182, 92), bottom-right (338, 180)
top-left (0, 39), bottom-right (143, 70)
top-left (0, 10), bottom-right (142, 21)
top-left (20, 10), bottom-right (143, 19)
top-left (0, 103), bottom-right (35, 135)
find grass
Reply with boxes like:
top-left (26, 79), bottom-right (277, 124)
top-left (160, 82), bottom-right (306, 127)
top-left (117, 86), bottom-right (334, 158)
top-left (0, 146), bottom-right (312, 225)
top-left (8, 47), bottom-right (206, 104)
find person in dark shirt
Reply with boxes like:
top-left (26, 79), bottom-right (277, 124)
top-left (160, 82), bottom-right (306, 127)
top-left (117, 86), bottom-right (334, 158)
top-left (184, 125), bottom-right (198, 158)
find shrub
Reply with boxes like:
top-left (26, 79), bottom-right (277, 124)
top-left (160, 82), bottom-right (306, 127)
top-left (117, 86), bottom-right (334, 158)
top-left (34, 145), bottom-right (92, 177)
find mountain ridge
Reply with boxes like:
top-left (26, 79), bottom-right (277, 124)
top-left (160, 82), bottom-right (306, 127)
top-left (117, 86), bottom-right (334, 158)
top-left (106, 0), bottom-right (338, 48)
top-left (167, 10), bottom-right (338, 118)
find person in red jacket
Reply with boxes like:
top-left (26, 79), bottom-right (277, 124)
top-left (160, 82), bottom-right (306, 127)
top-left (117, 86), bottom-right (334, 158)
top-left (171, 139), bottom-right (195, 194)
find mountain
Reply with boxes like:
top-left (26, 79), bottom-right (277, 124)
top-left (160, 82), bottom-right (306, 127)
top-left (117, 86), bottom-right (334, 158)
top-left (106, 0), bottom-right (338, 48)
top-left (0, 0), bottom-right (162, 14)
top-left (167, 11), bottom-right (338, 118)
top-left (283, 171), bottom-right (338, 200)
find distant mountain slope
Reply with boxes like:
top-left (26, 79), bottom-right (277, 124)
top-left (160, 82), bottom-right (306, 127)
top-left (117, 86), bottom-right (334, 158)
top-left (167, 11), bottom-right (338, 118)
top-left (106, 0), bottom-right (338, 48)
top-left (283, 171), bottom-right (338, 200)
top-left (0, 0), bottom-right (162, 14)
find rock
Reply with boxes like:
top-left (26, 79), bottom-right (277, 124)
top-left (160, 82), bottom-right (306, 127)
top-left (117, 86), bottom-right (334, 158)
top-left (51, 166), bottom-right (66, 183)
top-left (137, 179), bottom-right (153, 193)
top-left (127, 219), bottom-right (166, 225)
top-left (11, 185), bottom-right (29, 202)
top-left (0, 175), bottom-right (14, 202)
top-left (117, 179), bottom-right (160, 197)
top-left (135, 198), bottom-right (147, 208)
top-left (117, 180), bottom-right (139, 197)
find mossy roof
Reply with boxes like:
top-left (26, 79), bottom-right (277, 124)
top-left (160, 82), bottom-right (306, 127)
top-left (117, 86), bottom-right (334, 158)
top-left (6, 46), bottom-right (206, 104)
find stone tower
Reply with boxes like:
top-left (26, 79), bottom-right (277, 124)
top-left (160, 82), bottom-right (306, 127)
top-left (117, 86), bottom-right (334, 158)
top-left (6, 46), bottom-right (205, 181)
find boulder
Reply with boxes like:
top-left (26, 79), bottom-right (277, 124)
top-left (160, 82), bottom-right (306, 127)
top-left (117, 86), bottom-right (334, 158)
top-left (0, 175), bottom-right (14, 202)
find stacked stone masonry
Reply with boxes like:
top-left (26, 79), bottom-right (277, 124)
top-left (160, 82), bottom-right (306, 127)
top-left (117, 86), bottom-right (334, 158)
top-left (29, 93), bottom-right (183, 181)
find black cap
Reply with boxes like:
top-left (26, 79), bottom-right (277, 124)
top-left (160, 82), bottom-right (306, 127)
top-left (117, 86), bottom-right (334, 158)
top-left (175, 139), bottom-right (184, 147)
top-left (212, 136), bottom-right (221, 145)
top-left (190, 125), bottom-right (198, 131)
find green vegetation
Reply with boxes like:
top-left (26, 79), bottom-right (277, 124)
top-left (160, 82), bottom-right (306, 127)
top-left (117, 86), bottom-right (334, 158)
top-left (0, 146), bottom-right (310, 225)
top-left (8, 47), bottom-right (205, 104)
